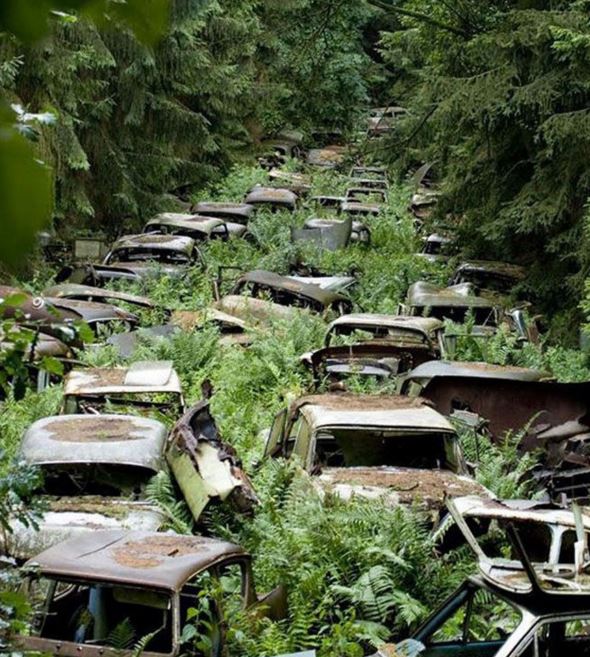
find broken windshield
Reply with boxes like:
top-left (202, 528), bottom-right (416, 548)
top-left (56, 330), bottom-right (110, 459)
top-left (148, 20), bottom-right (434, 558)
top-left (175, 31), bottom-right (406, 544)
top-left (41, 463), bottom-right (155, 498)
top-left (109, 248), bottom-right (190, 264)
top-left (312, 430), bottom-right (459, 471)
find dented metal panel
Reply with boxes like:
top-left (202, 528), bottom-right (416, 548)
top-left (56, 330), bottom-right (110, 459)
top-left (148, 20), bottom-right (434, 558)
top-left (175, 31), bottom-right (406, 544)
top-left (166, 401), bottom-right (258, 521)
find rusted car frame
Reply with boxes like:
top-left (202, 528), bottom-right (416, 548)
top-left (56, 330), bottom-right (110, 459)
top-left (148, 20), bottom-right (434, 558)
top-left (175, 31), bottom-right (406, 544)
top-left (340, 200), bottom-right (381, 218)
top-left (3, 413), bottom-right (169, 560)
top-left (264, 394), bottom-right (490, 514)
top-left (228, 270), bottom-right (353, 317)
top-left (345, 187), bottom-right (387, 205)
top-left (349, 166), bottom-right (387, 180)
top-left (18, 530), bottom-right (287, 657)
top-left (61, 361), bottom-right (185, 416)
top-left (387, 498), bottom-right (590, 657)
top-left (43, 283), bottom-right (156, 312)
top-left (450, 260), bottom-right (526, 297)
top-left (103, 234), bottom-right (200, 277)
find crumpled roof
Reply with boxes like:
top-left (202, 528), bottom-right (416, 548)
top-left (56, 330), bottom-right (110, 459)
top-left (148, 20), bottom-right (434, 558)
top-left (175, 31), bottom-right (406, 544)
top-left (236, 270), bottom-right (348, 306)
top-left (25, 530), bottom-right (245, 591)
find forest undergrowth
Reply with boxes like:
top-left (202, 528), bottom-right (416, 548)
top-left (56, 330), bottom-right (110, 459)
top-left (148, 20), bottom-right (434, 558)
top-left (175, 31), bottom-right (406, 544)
top-left (3, 158), bottom-right (590, 655)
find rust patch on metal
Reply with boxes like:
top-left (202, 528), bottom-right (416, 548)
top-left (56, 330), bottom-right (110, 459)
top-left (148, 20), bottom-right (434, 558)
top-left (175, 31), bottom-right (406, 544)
top-left (45, 418), bottom-right (142, 442)
top-left (112, 535), bottom-right (210, 569)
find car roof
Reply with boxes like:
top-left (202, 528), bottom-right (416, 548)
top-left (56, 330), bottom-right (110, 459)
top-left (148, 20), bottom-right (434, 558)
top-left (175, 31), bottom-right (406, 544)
top-left (192, 201), bottom-right (255, 218)
top-left (244, 187), bottom-right (298, 206)
top-left (407, 360), bottom-right (548, 383)
top-left (25, 530), bottom-right (246, 592)
top-left (145, 213), bottom-right (225, 235)
top-left (407, 282), bottom-right (496, 308)
top-left (111, 233), bottom-right (195, 254)
top-left (63, 361), bottom-right (182, 397)
top-left (43, 283), bottom-right (154, 309)
top-left (236, 270), bottom-right (347, 305)
top-left (327, 314), bottom-right (443, 336)
top-left (291, 394), bottom-right (455, 432)
top-left (455, 260), bottom-right (526, 280)
top-left (20, 414), bottom-right (168, 471)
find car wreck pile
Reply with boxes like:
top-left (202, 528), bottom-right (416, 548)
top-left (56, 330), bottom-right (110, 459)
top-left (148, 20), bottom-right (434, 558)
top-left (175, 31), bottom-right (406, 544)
top-left (3, 109), bottom-right (590, 657)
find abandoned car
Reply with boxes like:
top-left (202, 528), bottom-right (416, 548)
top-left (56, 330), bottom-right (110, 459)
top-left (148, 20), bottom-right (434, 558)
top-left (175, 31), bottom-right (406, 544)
top-left (18, 530), bottom-right (287, 657)
top-left (1, 285), bottom-right (139, 343)
top-left (264, 394), bottom-right (490, 515)
top-left (340, 199), bottom-right (381, 218)
top-left (61, 361), bottom-right (185, 417)
top-left (350, 165), bottom-right (388, 180)
top-left (389, 497), bottom-right (590, 657)
top-left (244, 186), bottom-right (298, 212)
top-left (103, 234), bottom-right (200, 276)
top-left (144, 213), bottom-right (248, 241)
top-left (3, 413), bottom-right (169, 560)
top-left (43, 283), bottom-right (156, 313)
top-left (301, 315), bottom-right (447, 385)
top-left (367, 105), bottom-right (408, 136)
top-left (191, 201), bottom-right (255, 226)
top-left (450, 260), bottom-right (526, 298)
top-left (345, 187), bottom-right (387, 206)
top-left (217, 270), bottom-right (353, 320)
top-left (324, 314), bottom-right (445, 355)
top-left (417, 233), bottom-right (454, 263)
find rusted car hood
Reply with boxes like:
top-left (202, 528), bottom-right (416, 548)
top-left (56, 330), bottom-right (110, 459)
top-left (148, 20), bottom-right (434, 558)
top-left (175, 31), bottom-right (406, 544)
top-left (4, 497), bottom-right (164, 560)
top-left (312, 467), bottom-right (490, 510)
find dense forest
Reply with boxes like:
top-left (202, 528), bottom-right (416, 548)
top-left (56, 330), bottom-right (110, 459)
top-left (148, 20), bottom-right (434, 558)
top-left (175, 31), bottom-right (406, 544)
top-left (2, 2), bottom-right (590, 656)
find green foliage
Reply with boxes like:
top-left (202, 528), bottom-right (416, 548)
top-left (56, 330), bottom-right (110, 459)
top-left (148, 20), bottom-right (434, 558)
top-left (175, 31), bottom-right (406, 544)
top-left (376, 1), bottom-right (590, 340)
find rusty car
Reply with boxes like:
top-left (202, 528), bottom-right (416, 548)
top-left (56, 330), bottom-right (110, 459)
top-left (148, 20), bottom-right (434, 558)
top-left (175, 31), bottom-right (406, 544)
top-left (191, 201), bottom-right (255, 226)
top-left (268, 169), bottom-right (312, 196)
top-left (43, 283), bottom-right (156, 313)
top-left (303, 212), bottom-right (371, 245)
top-left (18, 530), bottom-right (287, 657)
top-left (301, 315), bottom-right (447, 386)
top-left (450, 260), bottom-right (526, 298)
top-left (214, 270), bottom-right (353, 322)
top-left (367, 105), bottom-right (408, 136)
top-left (416, 233), bottom-right (454, 264)
top-left (103, 234), bottom-right (200, 277)
top-left (340, 199), bottom-right (381, 218)
top-left (345, 187), bottom-right (387, 206)
top-left (144, 213), bottom-right (248, 242)
top-left (264, 394), bottom-right (490, 516)
top-left (3, 413), bottom-right (169, 560)
top-left (244, 186), bottom-right (299, 212)
top-left (403, 372), bottom-right (590, 504)
top-left (61, 361), bottom-right (185, 417)
top-left (1, 285), bottom-right (139, 343)
top-left (386, 498), bottom-right (590, 657)
top-left (350, 165), bottom-right (388, 180)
